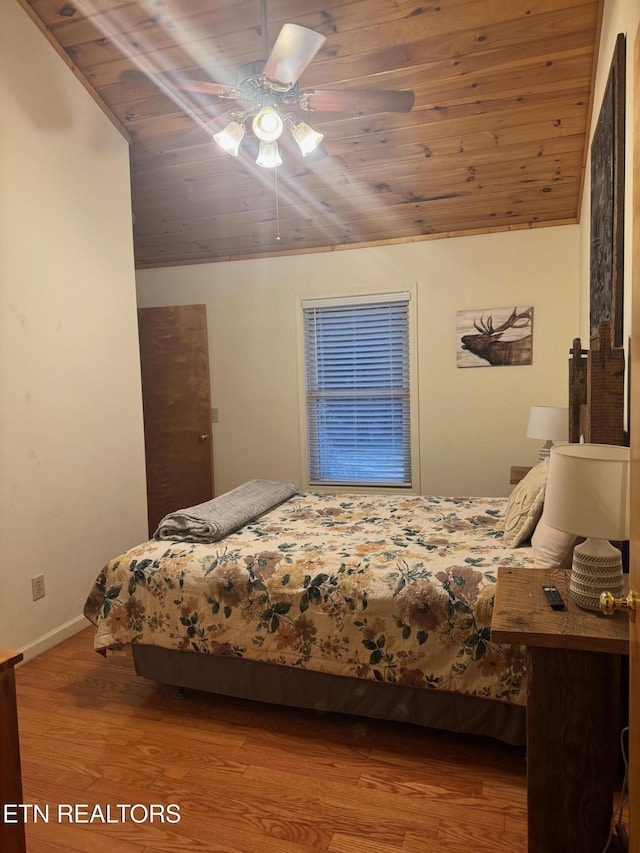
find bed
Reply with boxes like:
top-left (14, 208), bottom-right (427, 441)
top-left (83, 322), bottom-right (626, 746)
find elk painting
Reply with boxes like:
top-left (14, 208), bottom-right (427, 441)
top-left (456, 306), bottom-right (533, 368)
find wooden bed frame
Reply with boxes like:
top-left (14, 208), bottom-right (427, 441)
top-left (133, 641), bottom-right (526, 743)
top-left (569, 319), bottom-right (626, 446)
top-left (131, 322), bottom-right (627, 745)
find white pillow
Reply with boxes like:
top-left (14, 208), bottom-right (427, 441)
top-left (502, 460), bottom-right (548, 547)
top-left (531, 518), bottom-right (578, 568)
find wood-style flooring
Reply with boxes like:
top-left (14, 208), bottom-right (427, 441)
top-left (13, 627), bottom-right (530, 853)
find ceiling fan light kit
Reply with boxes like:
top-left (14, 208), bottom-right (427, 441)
top-left (213, 103), bottom-right (323, 166)
top-left (172, 21), bottom-right (414, 170)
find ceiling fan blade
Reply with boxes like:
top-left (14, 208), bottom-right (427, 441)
top-left (174, 109), bottom-right (238, 149)
top-left (168, 78), bottom-right (236, 98)
top-left (262, 23), bottom-right (326, 86)
top-left (304, 88), bottom-right (415, 114)
top-left (120, 69), bottom-right (236, 100)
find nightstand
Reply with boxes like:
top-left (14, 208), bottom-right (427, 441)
top-left (510, 466), bottom-right (532, 485)
top-left (491, 567), bottom-right (628, 853)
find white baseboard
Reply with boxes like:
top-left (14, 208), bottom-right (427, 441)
top-left (18, 615), bottom-right (88, 664)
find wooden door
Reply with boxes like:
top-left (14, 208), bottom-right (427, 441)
top-left (138, 305), bottom-right (214, 537)
top-left (630, 24), bottom-right (640, 851)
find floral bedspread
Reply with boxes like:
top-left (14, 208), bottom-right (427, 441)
top-left (84, 493), bottom-right (534, 705)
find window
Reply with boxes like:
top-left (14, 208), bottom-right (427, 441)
top-left (302, 293), bottom-right (412, 487)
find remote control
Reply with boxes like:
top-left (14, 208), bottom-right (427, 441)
top-left (541, 584), bottom-right (565, 610)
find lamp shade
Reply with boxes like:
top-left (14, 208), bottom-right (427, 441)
top-left (543, 443), bottom-right (630, 541)
top-left (256, 140), bottom-right (283, 168)
top-left (526, 405), bottom-right (568, 440)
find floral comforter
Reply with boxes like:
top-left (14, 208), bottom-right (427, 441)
top-left (84, 493), bottom-right (534, 705)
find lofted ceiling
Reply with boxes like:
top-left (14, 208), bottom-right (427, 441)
top-left (20, 0), bottom-right (603, 267)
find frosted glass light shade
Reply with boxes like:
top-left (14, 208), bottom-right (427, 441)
top-left (291, 121), bottom-right (324, 156)
top-left (256, 140), bottom-right (282, 168)
top-left (543, 443), bottom-right (629, 541)
top-left (526, 406), bottom-right (568, 441)
top-left (213, 121), bottom-right (245, 156)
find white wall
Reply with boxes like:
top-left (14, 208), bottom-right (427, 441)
top-left (578, 0), bottom-right (640, 340)
top-left (137, 225), bottom-right (579, 498)
top-left (0, 4), bottom-right (148, 657)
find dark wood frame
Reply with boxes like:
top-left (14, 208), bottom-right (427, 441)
top-left (568, 319), bottom-right (626, 445)
top-left (589, 33), bottom-right (626, 348)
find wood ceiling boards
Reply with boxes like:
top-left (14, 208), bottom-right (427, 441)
top-left (19, 0), bottom-right (603, 267)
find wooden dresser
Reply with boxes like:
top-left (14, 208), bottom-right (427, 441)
top-left (0, 648), bottom-right (26, 853)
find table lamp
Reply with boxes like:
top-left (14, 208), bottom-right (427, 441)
top-left (526, 405), bottom-right (568, 460)
top-left (542, 443), bottom-right (629, 610)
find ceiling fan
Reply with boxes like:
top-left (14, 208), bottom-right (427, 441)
top-left (165, 19), bottom-right (415, 168)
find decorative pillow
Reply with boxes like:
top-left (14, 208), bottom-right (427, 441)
top-left (502, 460), bottom-right (548, 547)
top-left (531, 518), bottom-right (578, 568)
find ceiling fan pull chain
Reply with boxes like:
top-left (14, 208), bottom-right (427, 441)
top-left (275, 166), bottom-right (281, 241)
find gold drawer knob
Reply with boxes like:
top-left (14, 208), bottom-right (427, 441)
top-left (600, 590), bottom-right (636, 621)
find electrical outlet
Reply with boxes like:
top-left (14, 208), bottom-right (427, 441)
top-left (211, 407), bottom-right (219, 423)
top-left (32, 574), bottom-right (45, 601)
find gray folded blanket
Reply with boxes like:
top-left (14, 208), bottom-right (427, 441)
top-left (153, 478), bottom-right (299, 543)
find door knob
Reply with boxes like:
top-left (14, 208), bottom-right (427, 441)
top-left (199, 433), bottom-right (209, 442)
top-left (600, 590), bottom-right (637, 621)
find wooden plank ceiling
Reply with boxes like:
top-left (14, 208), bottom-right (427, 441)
top-left (20, 0), bottom-right (603, 267)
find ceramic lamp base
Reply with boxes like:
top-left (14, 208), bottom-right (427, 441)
top-left (569, 538), bottom-right (624, 611)
top-left (538, 440), bottom-right (553, 462)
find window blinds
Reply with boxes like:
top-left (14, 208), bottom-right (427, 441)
top-left (303, 294), bottom-right (411, 487)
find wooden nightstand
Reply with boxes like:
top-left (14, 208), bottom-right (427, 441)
top-left (510, 465), bottom-right (532, 485)
top-left (491, 568), bottom-right (628, 853)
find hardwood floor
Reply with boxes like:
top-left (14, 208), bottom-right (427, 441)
top-left (14, 628), bottom-right (529, 853)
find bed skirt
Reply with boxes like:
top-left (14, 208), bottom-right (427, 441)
top-left (132, 645), bottom-right (526, 746)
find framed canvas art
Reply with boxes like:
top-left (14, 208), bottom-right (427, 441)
top-left (590, 33), bottom-right (626, 347)
top-left (456, 306), bottom-right (533, 368)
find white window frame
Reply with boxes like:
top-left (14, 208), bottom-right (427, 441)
top-left (295, 287), bottom-right (420, 493)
